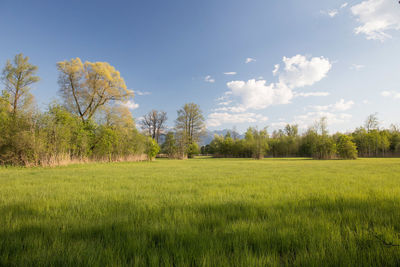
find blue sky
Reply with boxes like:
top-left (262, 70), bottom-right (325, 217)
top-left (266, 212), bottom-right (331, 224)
top-left (1, 0), bottom-right (399, 133)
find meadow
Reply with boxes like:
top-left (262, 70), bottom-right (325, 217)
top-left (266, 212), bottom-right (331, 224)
top-left (1, 158), bottom-right (400, 266)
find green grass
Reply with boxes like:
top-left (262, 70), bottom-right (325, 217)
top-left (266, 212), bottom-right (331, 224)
top-left (1, 158), bottom-right (400, 266)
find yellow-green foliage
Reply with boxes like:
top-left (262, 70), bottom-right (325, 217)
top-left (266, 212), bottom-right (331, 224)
top-left (57, 58), bottom-right (133, 122)
top-left (1, 158), bottom-right (400, 266)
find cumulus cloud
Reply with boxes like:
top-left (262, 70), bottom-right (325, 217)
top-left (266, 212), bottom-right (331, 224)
top-left (381, 90), bottom-right (400, 98)
top-left (207, 112), bottom-right (268, 127)
top-left (272, 64), bottom-right (280, 76)
top-left (208, 54), bottom-right (332, 128)
top-left (204, 75), bottom-right (215, 83)
top-left (351, 0), bottom-right (400, 41)
top-left (213, 106), bottom-right (247, 113)
top-left (227, 80), bottom-right (292, 110)
top-left (217, 100), bottom-right (232, 106)
top-left (278, 55), bottom-right (332, 88)
top-left (245, 57), bottom-right (256, 64)
top-left (121, 100), bottom-right (139, 110)
top-left (225, 55), bottom-right (332, 111)
top-left (333, 99), bottom-right (355, 111)
top-left (224, 72), bottom-right (237, 75)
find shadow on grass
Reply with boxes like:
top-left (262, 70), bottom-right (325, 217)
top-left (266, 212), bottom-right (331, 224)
top-left (1, 198), bottom-right (400, 266)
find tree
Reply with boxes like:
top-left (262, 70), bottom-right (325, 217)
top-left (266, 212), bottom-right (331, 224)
top-left (57, 58), bottom-right (133, 122)
top-left (1, 53), bottom-right (39, 115)
top-left (313, 117), bottom-right (328, 135)
top-left (103, 105), bottom-right (135, 129)
top-left (232, 126), bottom-right (240, 140)
top-left (141, 110), bottom-right (167, 143)
top-left (161, 132), bottom-right (177, 158)
top-left (186, 143), bottom-right (199, 158)
top-left (175, 103), bottom-right (205, 153)
top-left (337, 135), bottom-right (358, 159)
top-left (245, 127), bottom-right (269, 159)
top-left (313, 134), bottom-right (336, 160)
top-left (284, 124), bottom-right (298, 137)
top-left (365, 113), bottom-right (379, 132)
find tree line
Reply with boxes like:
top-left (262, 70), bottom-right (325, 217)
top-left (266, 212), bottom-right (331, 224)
top-left (202, 115), bottom-right (400, 160)
top-left (0, 53), bottom-right (206, 166)
top-left (1, 53), bottom-right (399, 165)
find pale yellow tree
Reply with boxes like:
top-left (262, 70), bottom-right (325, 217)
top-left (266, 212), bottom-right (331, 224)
top-left (103, 105), bottom-right (135, 129)
top-left (57, 58), bottom-right (133, 122)
top-left (1, 53), bottom-right (39, 115)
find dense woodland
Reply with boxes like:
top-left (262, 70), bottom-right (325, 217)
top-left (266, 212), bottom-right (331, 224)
top-left (202, 115), bottom-right (400, 160)
top-left (1, 53), bottom-right (399, 166)
top-left (0, 54), bottom-right (203, 166)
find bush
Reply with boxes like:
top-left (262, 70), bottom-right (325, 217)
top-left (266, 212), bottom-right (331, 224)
top-left (313, 135), bottom-right (336, 160)
top-left (186, 143), bottom-right (199, 158)
top-left (146, 138), bottom-right (160, 161)
top-left (337, 135), bottom-right (358, 160)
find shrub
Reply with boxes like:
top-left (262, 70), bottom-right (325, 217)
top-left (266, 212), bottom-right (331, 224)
top-left (337, 135), bottom-right (358, 160)
top-left (146, 138), bottom-right (160, 161)
top-left (186, 143), bottom-right (199, 158)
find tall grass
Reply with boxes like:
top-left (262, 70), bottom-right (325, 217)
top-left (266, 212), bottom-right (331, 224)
top-left (1, 158), bottom-right (400, 266)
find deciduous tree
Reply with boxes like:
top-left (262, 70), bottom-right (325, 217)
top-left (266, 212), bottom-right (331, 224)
top-left (175, 103), bottom-right (205, 155)
top-left (1, 53), bottom-right (39, 115)
top-left (57, 58), bottom-right (133, 122)
top-left (141, 110), bottom-right (167, 143)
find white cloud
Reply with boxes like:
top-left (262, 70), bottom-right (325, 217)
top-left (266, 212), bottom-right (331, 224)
top-left (272, 64), bottom-right (280, 76)
top-left (224, 72), bottom-right (237, 75)
top-left (217, 100), bottom-right (233, 106)
top-left (309, 99), bottom-right (354, 112)
top-left (350, 64), bottom-right (365, 71)
top-left (227, 80), bottom-right (292, 110)
top-left (333, 99), bottom-right (355, 111)
top-left (351, 0), bottom-right (400, 41)
top-left (321, 3), bottom-right (348, 18)
top-left (133, 90), bottom-right (151, 96)
top-left (278, 55), bottom-right (332, 88)
top-left (208, 54), bottom-right (332, 128)
top-left (362, 99), bottom-right (371, 104)
top-left (226, 55), bottom-right (331, 110)
top-left (245, 57), bottom-right (256, 64)
top-left (121, 100), bottom-right (139, 110)
top-left (213, 106), bottom-right (247, 113)
top-left (294, 91), bottom-right (330, 97)
top-left (204, 75), bottom-right (215, 83)
top-left (381, 90), bottom-right (400, 98)
top-left (320, 9), bottom-right (338, 18)
top-left (271, 121), bottom-right (289, 129)
top-left (207, 112), bottom-right (268, 127)
top-left (328, 9), bottom-right (339, 17)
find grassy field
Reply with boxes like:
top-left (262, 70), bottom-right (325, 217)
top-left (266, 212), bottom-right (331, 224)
top-left (1, 158), bottom-right (400, 266)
